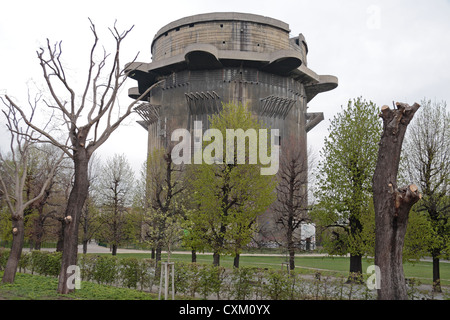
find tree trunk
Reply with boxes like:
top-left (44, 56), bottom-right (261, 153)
top-left (348, 254), bottom-right (363, 283)
top-left (155, 246), bottom-right (162, 263)
top-left (288, 247), bottom-right (295, 271)
top-left (56, 221), bottom-right (64, 252)
top-left (2, 216), bottom-right (24, 283)
top-left (287, 222), bottom-right (295, 270)
top-left (432, 255), bottom-right (441, 292)
top-left (57, 150), bottom-right (90, 294)
top-left (112, 244), bottom-right (118, 256)
top-left (191, 249), bottom-right (197, 263)
top-left (233, 254), bottom-right (240, 268)
top-left (82, 240), bottom-right (88, 255)
top-left (213, 252), bottom-right (220, 266)
top-left (373, 102), bottom-right (421, 300)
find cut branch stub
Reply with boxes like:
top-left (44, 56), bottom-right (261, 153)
top-left (64, 215), bottom-right (72, 224)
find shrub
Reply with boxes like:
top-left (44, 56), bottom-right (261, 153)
top-left (120, 257), bottom-right (140, 289)
top-left (198, 264), bottom-right (227, 299)
top-left (137, 259), bottom-right (154, 291)
top-left (230, 266), bottom-right (255, 300)
top-left (0, 248), bottom-right (10, 270)
top-left (92, 255), bottom-right (118, 285)
top-left (263, 270), bottom-right (292, 300)
top-left (77, 254), bottom-right (97, 281)
top-left (29, 251), bottom-right (61, 277)
top-left (173, 261), bottom-right (190, 295)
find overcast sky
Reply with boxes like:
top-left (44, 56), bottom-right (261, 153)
top-left (1, 0), bottom-right (449, 173)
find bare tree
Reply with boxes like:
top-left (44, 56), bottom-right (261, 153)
top-left (2, 19), bottom-right (159, 293)
top-left (373, 102), bottom-right (422, 300)
top-left (268, 138), bottom-right (313, 270)
top-left (0, 100), bottom-right (64, 283)
top-left (143, 147), bottom-right (187, 263)
top-left (25, 144), bottom-right (68, 250)
top-left (97, 154), bottom-right (135, 255)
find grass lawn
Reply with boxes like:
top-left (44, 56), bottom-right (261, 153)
top-left (97, 252), bottom-right (450, 286)
top-left (0, 271), bottom-right (157, 300)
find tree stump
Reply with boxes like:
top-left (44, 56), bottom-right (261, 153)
top-left (373, 102), bottom-right (421, 300)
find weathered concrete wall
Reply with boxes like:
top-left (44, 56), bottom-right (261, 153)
top-left (126, 12), bottom-right (337, 245)
top-left (152, 18), bottom-right (292, 61)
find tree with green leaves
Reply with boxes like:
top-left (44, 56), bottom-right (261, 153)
top-left (400, 99), bottom-right (450, 292)
top-left (185, 102), bottom-right (276, 267)
top-left (313, 97), bottom-right (382, 280)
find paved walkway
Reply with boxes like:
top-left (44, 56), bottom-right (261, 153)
top-left (69, 243), bottom-right (328, 257)
top-left (37, 243), bottom-right (449, 263)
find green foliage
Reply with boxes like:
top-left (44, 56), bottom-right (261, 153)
top-left (264, 270), bottom-right (292, 299)
top-left (0, 207), bottom-right (12, 243)
top-left (400, 99), bottom-right (450, 261)
top-left (92, 255), bottom-right (118, 285)
top-left (186, 102), bottom-right (277, 261)
top-left (119, 257), bottom-right (140, 289)
top-left (0, 271), bottom-right (156, 300)
top-left (28, 251), bottom-right (62, 276)
top-left (230, 266), bottom-right (255, 299)
top-left (0, 248), bottom-right (9, 270)
top-left (1, 252), bottom-right (449, 300)
top-left (404, 208), bottom-right (434, 261)
top-left (313, 97), bottom-right (382, 257)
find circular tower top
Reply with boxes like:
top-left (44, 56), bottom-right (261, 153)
top-left (151, 12), bottom-right (296, 62)
top-left (125, 12), bottom-right (337, 101)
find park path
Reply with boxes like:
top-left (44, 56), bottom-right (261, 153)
top-left (36, 243), bottom-right (448, 264)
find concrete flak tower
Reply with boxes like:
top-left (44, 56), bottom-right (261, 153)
top-left (126, 12), bottom-right (337, 154)
top-left (125, 13), bottom-right (337, 243)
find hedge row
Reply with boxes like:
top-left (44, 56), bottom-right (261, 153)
top-left (0, 248), bottom-right (61, 277)
top-left (1, 248), bottom-right (443, 300)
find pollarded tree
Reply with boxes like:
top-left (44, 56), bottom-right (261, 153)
top-left (185, 102), bottom-right (277, 267)
top-left (373, 102), bottom-right (421, 300)
top-left (313, 97), bottom-right (382, 281)
top-left (2, 20), bottom-right (159, 293)
top-left (400, 99), bottom-right (449, 292)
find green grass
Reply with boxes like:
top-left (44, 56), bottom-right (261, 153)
top-left (0, 272), bottom-right (157, 300)
top-left (93, 252), bottom-right (450, 286)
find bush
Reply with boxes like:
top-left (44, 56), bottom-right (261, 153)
top-left (120, 257), bottom-right (140, 289)
top-left (230, 266), bottom-right (255, 300)
top-left (0, 248), bottom-right (10, 270)
top-left (92, 255), bottom-right (118, 285)
top-left (198, 264), bottom-right (227, 299)
top-left (263, 270), bottom-right (292, 300)
top-left (29, 251), bottom-right (61, 277)
top-left (173, 261), bottom-right (190, 295)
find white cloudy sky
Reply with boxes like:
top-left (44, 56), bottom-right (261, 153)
top-left (1, 0), bottom-right (449, 173)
